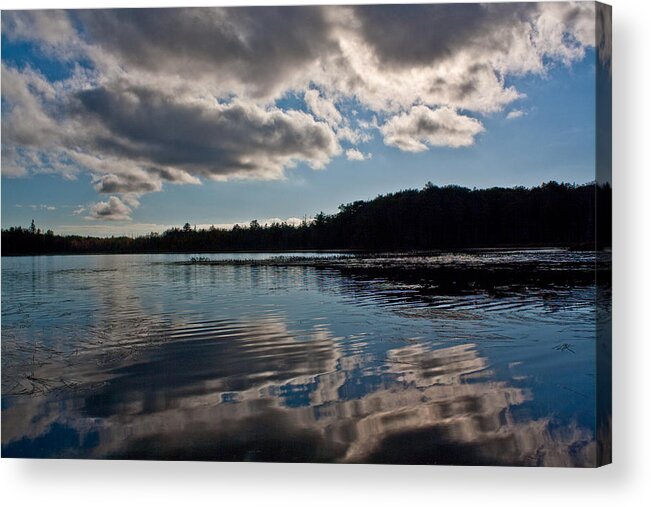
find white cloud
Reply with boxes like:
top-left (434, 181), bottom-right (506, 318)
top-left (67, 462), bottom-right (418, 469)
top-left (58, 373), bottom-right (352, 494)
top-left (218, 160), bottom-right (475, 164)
top-left (87, 196), bottom-right (133, 221)
top-left (196, 217), bottom-right (307, 230)
top-left (1, 10), bottom-right (78, 52)
top-left (28, 204), bottom-right (57, 211)
top-left (1, 64), bottom-right (61, 150)
top-left (337, 126), bottom-right (372, 144)
top-left (345, 149), bottom-right (372, 161)
top-left (304, 89), bottom-right (342, 127)
top-left (57, 216), bottom-right (309, 235)
top-left (56, 222), bottom-right (174, 237)
top-left (506, 110), bottom-right (526, 120)
top-left (381, 106), bottom-right (485, 152)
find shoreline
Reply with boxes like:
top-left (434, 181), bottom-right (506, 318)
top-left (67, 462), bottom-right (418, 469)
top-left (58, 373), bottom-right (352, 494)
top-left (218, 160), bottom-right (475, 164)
top-left (0, 244), bottom-right (609, 258)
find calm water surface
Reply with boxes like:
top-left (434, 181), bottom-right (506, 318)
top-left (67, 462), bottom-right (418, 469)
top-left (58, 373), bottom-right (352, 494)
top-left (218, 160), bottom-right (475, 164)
top-left (1, 250), bottom-right (608, 465)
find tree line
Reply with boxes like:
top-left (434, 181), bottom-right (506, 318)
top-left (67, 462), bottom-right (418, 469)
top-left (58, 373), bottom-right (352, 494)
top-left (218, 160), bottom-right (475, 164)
top-left (2, 181), bottom-right (611, 255)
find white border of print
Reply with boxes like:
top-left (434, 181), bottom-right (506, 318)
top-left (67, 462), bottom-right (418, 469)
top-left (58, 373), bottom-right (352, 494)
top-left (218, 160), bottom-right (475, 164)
top-left (1, 1), bottom-right (650, 506)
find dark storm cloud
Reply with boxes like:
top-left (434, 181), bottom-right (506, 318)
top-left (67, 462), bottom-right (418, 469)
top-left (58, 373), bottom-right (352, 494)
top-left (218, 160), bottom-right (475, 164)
top-left (352, 3), bottom-right (512, 68)
top-left (76, 7), bottom-right (337, 98)
top-left (352, 3), bottom-right (589, 69)
top-left (93, 173), bottom-right (161, 194)
top-left (73, 84), bottom-right (340, 180)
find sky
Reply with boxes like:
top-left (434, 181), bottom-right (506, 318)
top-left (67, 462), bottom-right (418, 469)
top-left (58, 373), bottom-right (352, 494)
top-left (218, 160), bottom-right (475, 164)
top-left (1, 3), bottom-right (611, 236)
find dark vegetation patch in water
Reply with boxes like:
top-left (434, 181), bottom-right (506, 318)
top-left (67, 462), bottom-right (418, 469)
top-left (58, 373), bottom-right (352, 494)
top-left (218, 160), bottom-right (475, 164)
top-left (180, 250), bottom-right (610, 295)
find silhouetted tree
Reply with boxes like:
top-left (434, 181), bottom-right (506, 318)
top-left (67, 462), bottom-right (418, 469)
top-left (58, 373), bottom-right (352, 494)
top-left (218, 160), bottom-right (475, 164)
top-left (2, 181), bottom-right (611, 255)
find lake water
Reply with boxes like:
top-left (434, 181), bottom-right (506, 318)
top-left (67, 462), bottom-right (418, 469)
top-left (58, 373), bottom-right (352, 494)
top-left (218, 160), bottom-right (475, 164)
top-left (1, 250), bottom-right (610, 465)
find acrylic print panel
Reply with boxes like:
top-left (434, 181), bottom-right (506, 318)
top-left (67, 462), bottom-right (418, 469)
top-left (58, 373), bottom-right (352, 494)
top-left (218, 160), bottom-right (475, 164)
top-left (1, 2), bottom-right (611, 466)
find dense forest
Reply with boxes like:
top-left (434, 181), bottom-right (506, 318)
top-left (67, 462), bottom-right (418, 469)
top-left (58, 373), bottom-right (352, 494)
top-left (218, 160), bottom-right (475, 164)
top-left (2, 181), bottom-right (611, 255)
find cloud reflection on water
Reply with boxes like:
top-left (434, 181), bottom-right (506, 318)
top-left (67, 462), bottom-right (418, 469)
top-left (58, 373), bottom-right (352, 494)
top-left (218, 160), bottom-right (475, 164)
top-left (2, 253), bottom-right (600, 465)
top-left (3, 316), bottom-right (594, 465)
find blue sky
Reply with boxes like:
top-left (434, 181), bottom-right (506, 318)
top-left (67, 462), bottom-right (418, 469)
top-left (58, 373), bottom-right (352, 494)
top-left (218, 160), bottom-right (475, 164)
top-left (1, 5), bottom-right (606, 236)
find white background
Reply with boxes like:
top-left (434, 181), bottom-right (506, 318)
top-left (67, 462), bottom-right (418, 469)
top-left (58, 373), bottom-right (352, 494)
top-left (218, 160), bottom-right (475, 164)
top-left (1, 0), bottom-right (649, 505)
